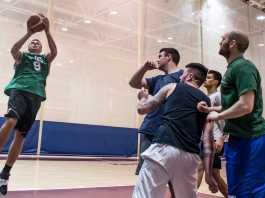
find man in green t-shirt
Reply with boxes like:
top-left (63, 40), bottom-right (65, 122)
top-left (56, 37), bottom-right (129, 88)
top-left (200, 31), bottom-right (265, 197)
top-left (0, 15), bottom-right (57, 195)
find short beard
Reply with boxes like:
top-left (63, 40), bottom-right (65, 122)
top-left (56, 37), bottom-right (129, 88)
top-left (219, 43), bottom-right (230, 59)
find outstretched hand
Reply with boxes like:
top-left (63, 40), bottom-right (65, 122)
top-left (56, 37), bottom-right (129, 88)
top-left (138, 87), bottom-right (149, 100)
top-left (38, 14), bottom-right (50, 33)
top-left (143, 61), bottom-right (158, 71)
top-left (197, 101), bottom-right (209, 113)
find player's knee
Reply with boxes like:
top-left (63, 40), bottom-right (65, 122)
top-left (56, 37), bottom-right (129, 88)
top-left (197, 163), bottom-right (204, 172)
top-left (5, 118), bottom-right (17, 128)
top-left (197, 168), bottom-right (204, 176)
top-left (15, 131), bottom-right (25, 142)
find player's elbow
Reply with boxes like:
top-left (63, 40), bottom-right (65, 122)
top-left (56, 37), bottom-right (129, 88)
top-left (11, 49), bottom-right (17, 58)
top-left (243, 103), bottom-right (253, 114)
top-left (53, 50), bottom-right (57, 57)
top-left (240, 91), bottom-right (255, 114)
top-left (10, 49), bottom-right (15, 55)
top-left (137, 107), bottom-right (148, 115)
top-left (240, 99), bottom-right (254, 114)
top-left (52, 49), bottom-right (57, 58)
top-left (129, 80), bottom-right (135, 88)
top-left (129, 81), bottom-right (140, 89)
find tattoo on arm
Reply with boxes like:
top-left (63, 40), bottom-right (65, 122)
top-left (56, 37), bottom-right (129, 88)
top-left (202, 121), bottom-right (214, 173)
top-left (137, 84), bottom-right (171, 114)
top-left (203, 131), bottom-right (214, 156)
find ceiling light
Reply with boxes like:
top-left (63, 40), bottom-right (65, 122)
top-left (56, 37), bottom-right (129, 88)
top-left (84, 20), bottom-right (91, 24)
top-left (157, 40), bottom-right (163, 43)
top-left (69, 59), bottom-right (74, 63)
top-left (220, 25), bottom-right (226, 29)
top-left (167, 37), bottom-right (173, 40)
top-left (109, 11), bottom-right (118, 15)
top-left (256, 15), bottom-right (265, 21)
top-left (61, 27), bottom-right (68, 32)
top-left (258, 43), bottom-right (264, 47)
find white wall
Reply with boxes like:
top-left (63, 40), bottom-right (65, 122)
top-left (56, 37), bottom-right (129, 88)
top-left (0, 0), bottom-right (264, 128)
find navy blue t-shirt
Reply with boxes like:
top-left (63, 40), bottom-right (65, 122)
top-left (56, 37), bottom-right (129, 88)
top-left (153, 83), bottom-right (210, 154)
top-left (139, 69), bottom-right (183, 135)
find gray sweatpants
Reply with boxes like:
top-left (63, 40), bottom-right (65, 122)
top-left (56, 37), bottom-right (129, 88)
top-left (132, 143), bottom-right (200, 198)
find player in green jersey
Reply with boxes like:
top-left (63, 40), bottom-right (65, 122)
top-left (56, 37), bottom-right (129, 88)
top-left (0, 15), bottom-right (57, 195)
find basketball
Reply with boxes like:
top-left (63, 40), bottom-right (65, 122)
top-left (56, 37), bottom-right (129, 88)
top-left (27, 14), bottom-right (45, 32)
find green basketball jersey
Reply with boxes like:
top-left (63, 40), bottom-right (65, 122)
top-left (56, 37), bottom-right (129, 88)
top-left (5, 52), bottom-right (49, 100)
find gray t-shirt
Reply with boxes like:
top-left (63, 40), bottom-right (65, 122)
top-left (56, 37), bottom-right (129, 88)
top-left (209, 91), bottom-right (224, 140)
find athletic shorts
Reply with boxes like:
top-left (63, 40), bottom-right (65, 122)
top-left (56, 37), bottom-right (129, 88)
top-left (199, 141), bottom-right (223, 169)
top-left (133, 143), bottom-right (200, 198)
top-left (225, 134), bottom-right (265, 198)
top-left (5, 89), bottom-right (42, 137)
top-left (135, 133), bottom-right (154, 175)
top-left (212, 147), bottom-right (224, 169)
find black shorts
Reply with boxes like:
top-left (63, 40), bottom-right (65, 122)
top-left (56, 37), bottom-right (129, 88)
top-left (199, 141), bottom-right (224, 169)
top-left (5, 89), bottom-right (42, 137)
top-left (212, 147), bottom-right (224, 169)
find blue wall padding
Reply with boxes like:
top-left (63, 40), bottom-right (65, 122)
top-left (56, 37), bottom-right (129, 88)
top-left (0, 117), bottom-right (39, 154)
top-left (41, 121), bottom-right (138, 156)
top-left (0, 117), bottom-right (137, 156)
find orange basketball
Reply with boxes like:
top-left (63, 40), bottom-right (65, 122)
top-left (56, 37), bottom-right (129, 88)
top-left (27, 15), bottom-right (45, 32)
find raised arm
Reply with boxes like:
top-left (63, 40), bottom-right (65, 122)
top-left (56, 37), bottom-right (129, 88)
top-left (129, 61), bottom-right (157, 89)
top-left (202, 121), bottom-right (218, 193)
top-left (10, 27), bottom-right (34, 63)
top-left (137, 83), bottom-right (175, 114)
top-left (42, 17), bottom-right (57, 65)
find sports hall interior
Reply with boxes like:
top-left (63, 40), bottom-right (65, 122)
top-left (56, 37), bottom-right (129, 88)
top-left (0, 0), bottom-right (264, 197)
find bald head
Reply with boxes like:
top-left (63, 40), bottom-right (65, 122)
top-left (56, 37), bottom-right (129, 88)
top-left (227, 31), bottom-right (249, 53)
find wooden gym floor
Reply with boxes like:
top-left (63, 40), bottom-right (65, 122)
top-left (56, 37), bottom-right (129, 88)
top-left (0, 158), bottom-right (224, 197)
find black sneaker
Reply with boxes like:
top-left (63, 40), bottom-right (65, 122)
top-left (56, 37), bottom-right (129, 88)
top-left (0, 173), bottom-right (9, 196)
